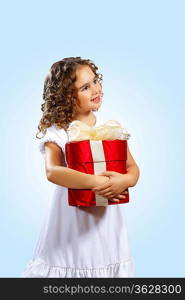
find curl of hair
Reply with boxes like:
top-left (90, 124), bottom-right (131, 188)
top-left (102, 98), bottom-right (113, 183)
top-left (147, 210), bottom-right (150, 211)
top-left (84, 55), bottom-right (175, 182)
top-left (36, 57), bottom-right (103, 139)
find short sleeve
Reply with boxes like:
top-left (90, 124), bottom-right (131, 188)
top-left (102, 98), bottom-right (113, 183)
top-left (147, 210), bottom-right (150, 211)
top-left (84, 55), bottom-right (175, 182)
top-left (38, 125), bottom-right (67, 154)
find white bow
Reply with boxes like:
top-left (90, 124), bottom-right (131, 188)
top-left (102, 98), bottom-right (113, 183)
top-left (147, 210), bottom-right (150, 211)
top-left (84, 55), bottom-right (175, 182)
top-left (66, 120), bottom-right (131, 141)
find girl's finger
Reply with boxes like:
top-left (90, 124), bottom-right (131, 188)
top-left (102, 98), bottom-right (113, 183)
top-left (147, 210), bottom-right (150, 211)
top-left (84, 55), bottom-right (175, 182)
top-left (108, 195), bottom-right (125, 201)
top-left (117, 194), bottom-right (126, 199)
top-left (101, 193), bottom-right (115, 198)
top-left (93, 182), bottom-right (112, 192)
top-left (107, 194), bottom-right (126, 202)
top-left (97, 190), bottom-right (112, 196)
top-left (121, 190), bottom-right (128, 194)
top-left (95, 187), bottom-right (111, 194)
top-left (104, 191), bottom-right (125, 198)
top-left (108, 198), bottom-right (119, 203)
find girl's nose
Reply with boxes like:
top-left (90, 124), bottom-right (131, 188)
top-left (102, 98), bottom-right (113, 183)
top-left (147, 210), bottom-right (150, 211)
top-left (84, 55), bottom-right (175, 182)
top-left (92, 86), bottom-right (101, 96)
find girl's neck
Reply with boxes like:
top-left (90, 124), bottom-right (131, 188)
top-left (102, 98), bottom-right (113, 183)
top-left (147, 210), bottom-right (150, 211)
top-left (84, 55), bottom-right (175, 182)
top-left (72, 112), bottom-right (97, 127)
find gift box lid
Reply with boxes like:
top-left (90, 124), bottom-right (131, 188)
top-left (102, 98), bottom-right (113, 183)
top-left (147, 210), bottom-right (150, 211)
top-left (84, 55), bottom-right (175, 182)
top-left (65, 139), bottom-right (127, 164)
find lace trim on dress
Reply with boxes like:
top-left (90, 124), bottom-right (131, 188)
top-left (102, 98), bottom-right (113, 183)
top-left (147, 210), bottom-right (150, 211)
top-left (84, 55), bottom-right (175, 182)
top-left (39, 138), bottom-right (65, 154)
top-left (21, 258), bottom-right (135, 278)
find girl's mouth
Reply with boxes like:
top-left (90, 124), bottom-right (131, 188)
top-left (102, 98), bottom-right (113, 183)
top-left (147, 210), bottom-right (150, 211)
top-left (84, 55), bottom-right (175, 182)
top-left (91, 96), bottom-right (101, 103)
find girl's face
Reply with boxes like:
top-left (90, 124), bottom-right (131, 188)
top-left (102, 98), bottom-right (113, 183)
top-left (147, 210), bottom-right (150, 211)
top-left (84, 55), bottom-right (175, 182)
top-left (74, 65), bottom-right (103, 114)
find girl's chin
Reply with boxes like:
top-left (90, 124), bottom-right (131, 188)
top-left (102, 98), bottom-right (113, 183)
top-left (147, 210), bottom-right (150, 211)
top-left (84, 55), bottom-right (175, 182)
top-left (91, 100), bottom-right (102, 107)
top-left (91, 104), bottom-right (101, 111)
top-left (92, 107), bottom-right (99, 112)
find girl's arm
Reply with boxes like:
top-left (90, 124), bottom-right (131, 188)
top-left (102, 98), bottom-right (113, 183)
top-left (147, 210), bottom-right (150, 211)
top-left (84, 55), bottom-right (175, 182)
top-left (44, 142), bottom-right (108, 189)
top-left (125, 145), bottom-right (140, 187)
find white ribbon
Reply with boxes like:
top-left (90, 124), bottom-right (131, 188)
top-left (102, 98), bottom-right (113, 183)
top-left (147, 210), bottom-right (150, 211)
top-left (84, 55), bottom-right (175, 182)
top-left (90, 141), bottom-right (108, 206)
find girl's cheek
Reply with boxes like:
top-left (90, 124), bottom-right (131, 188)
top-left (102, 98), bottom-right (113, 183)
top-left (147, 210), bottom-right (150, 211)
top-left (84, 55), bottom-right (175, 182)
top-left (98, 83), bottom-right (102, 89)
top-left (83, 91), bottom-right (91, 98)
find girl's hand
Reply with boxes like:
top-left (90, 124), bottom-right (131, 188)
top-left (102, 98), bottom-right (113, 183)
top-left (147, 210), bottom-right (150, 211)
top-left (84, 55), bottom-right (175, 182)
top-left (107, 190), bottom-right (128, 203)
top-left (92, 171), bottom-right (131, 199)
top-left (92, 174), bottom-right (127, 203)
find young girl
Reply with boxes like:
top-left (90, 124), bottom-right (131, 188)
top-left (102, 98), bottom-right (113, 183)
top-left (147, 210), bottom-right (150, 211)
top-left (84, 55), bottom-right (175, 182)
top-left (21, 56), bottom-right (140, 278)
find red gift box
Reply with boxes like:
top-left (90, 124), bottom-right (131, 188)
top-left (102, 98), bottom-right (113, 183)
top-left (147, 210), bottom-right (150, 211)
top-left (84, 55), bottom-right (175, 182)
top-left (65, 139), bottom-right (129, 207)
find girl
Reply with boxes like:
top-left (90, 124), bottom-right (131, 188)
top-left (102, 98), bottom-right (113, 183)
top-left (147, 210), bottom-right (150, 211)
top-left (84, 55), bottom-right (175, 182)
top-left (21, 57), bottom-right (140, 278)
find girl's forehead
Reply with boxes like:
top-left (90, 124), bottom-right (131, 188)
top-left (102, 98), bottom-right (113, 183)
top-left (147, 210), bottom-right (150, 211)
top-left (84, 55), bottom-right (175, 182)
top-left (75, 65), bottom-right (94, 87)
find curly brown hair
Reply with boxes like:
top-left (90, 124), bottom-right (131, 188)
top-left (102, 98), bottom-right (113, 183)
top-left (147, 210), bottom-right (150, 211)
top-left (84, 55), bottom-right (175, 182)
top-left (36, 56), bottom-right (103, 139)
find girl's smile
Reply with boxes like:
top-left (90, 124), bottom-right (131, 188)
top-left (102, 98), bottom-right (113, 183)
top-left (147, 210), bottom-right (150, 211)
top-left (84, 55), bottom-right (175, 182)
top-left (91, 96), bottom-right (101, 103)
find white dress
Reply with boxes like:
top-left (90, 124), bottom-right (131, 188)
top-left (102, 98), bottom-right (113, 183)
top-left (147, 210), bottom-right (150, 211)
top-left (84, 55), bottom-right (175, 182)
top-left (21, 114), bottom-right (135, 278)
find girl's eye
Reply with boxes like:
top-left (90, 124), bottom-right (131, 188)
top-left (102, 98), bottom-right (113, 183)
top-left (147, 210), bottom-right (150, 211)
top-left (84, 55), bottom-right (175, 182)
top-left (83, 78), bottom-right (98, 91)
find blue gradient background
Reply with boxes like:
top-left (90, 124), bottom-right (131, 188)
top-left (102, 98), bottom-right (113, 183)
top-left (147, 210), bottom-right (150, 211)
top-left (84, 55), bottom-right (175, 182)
top-left (1, 0), bottom-right (184, 277)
